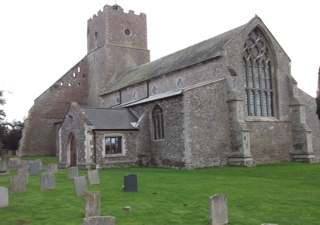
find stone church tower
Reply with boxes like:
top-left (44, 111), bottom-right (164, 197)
top-left (19, 4), bottom-right (150, 156)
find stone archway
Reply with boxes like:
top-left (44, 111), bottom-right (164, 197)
top-left (69, 134), bottom-right (77, 167)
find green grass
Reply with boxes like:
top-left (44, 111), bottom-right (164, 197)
top-left (0, 162), bottom-right (320, 224)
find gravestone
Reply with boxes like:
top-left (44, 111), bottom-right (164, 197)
top-left (8, 158), bottom-right (21, 169)
top-left (68, 167), bottom-right (78, 179)
top-left (18, 168), bottom-right (28, 185)
top-left (9, 175), bottom-right (26, 194)
top-left (34, 159), bottom-right (42, 170)
top-left (29, 162), bottom-right (40, 175)
top-left (124, 174), bottom-right (138, 192)
top-left (0, 162), bottom-right (9, 175)
top-left (74, 176), bottom-right (88, 196)
top-left (82, 216), bottom-right (115, 225)
top-left (88, 170), bottom-right (100, 185)
top-left (40, 173), bottom-right (55, 190)
top-left (0, 186), bottom-right (9, 208)
top-left (1, 155), bottom-right (9, 164)
top-left (47, 163), bottom-right (58, 173)
top-left (20, 160), bottom-right (32, 170)
top-left (209, 194), bottom-right (228, 225)
top-left (85, 191), bottom-right (100, 217)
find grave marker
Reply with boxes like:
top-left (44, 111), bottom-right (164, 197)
top-left (68, 167), bottom-right (78, 179)
top-left (74, 176), bottom-right (88, 196)
top-left (29, 162), bottom-right (40, 175)
top-left (88, 170), bottom-right (100, 185)
top-left (47, 163), bottom-right (58, 173)
top-left (40, 173), bottom-right (55, 190)
top-left (34, 159), bottom-right (42, 170)
top-left (0, 186), bottom-right (9, 208)
top-left (1, 155), bottom-right (9, 164)
top-left (124, 174), bottom-right (138, 192)
top-left (9, 175), bottom-right (26, 194)
top-left (82, 216), bottom-right (115, 225)
top-left (8, 158), bottom-right (21, 169)
top-left (18, 168), bottom-right (28, 185)
top-left (209, 194), bottom-right (228, 225)
top-left (84, 191), bottom-right (100, 217)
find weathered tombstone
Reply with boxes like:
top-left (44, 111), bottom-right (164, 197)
top-left (20, 160), bottom-right (32, 170)
top-left (0, 186), bottom-right (9, 208)
top-left (84, 191), bottom-right (100, 217)
top-left (124, 174), bottom-right (138, 192)
top-left (8, 158), bottom-right (21, 169)
top-left (1, 155), bottom-right (9, 164)
top-left (29, 161), bottom-right (40, 175)
top-left (34, 159), bottom-right (42, 170)
top-left (9, 175), bottom-right (26, 194)
top-left (68, 167), bottom-right (78, 179)
top-left (88, 170), bottom-right (100, 185)
top-left (209, 194), bottom-right (228, 225)
top-left (18, 168), bottom-right (28, 185)
top-left (74, 176), bottom-right (88, 196)
top-left (261, 224), bottom-right (278, 225)
top-left (82, 216), bottom-right (115, 225)
top-left (40, 173), bottom-right (55, 190)
top-left (0, 162), bottom-right (9, 175)
top-left (47, 163), bottom-right (58, 173)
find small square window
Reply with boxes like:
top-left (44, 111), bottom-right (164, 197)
top-left (105, 137), bottom-right (122, 154)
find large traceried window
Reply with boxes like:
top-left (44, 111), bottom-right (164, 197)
top-left (243, 28), bottom-right (274, 117)
top-left (152, 104), bottom-right (164, 140)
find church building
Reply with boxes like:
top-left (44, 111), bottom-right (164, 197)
top-left (19, 4), bottom-right (320, 169)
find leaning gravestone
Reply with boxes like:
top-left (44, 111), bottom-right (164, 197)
top-left (68, 167), bottom-right (78, 179)
top-left (18, 168), bottom-right (28, 185)
top-left (9, 175), bottom-right (26, 194)
top-left (82, 216), bottom-right (115, 225)
top-left (29, 162), bottom-right (40, 175)
top-left (124, 174), bottom-right (138, 192)
top-left (74, 176), bottom-right (88, 196)
top-left (85, 191), bottom-right (100, 217)
top-left (88, 170), bottom-right (100, 185)
top-left (0, 186), bottom-right (9, 208)
top-left (40, 173), bottom-right (55, 190)
top-left (209, 194), bottom-right (228, 225)
top-left (47, 163), bottom-right (58, 173)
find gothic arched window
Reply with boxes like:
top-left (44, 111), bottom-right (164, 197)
top-left (243, 28), bottom-right (274, 117)
top-left (152, 105), bottom-right (164, 140)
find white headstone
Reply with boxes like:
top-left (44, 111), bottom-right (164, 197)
top-left (0, 186), bottom-right (9, 208)
top-left (209, 194), bottom-right (228, 225)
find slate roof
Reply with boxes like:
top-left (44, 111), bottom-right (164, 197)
top-left (101, 23), bottom-right (246, 95)
top-left (81, 108), bottom-right (139, 130)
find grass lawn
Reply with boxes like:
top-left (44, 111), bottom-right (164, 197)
top-left (0, 161), bottom-right (320, 224)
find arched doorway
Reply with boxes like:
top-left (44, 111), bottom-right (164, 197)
top-left (69, 134), bottom-right (77, 167)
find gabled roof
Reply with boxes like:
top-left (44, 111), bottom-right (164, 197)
top-left (80, 107), bottom-right (139, 130)
top-left (101, 24), bottom-right (246, 95)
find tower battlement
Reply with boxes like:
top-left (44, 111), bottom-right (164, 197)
top-left (87, 4), bottom-right (147, 53)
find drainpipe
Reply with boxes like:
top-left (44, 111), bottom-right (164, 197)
top-left (93, 130), bottom-right (97, 164)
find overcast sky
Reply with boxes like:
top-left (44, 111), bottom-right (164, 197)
top-left (0, 0), bottom-right (319, 121)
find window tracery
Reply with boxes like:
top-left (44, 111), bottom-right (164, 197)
top-left (243, 28), bottom-right (274, 117)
